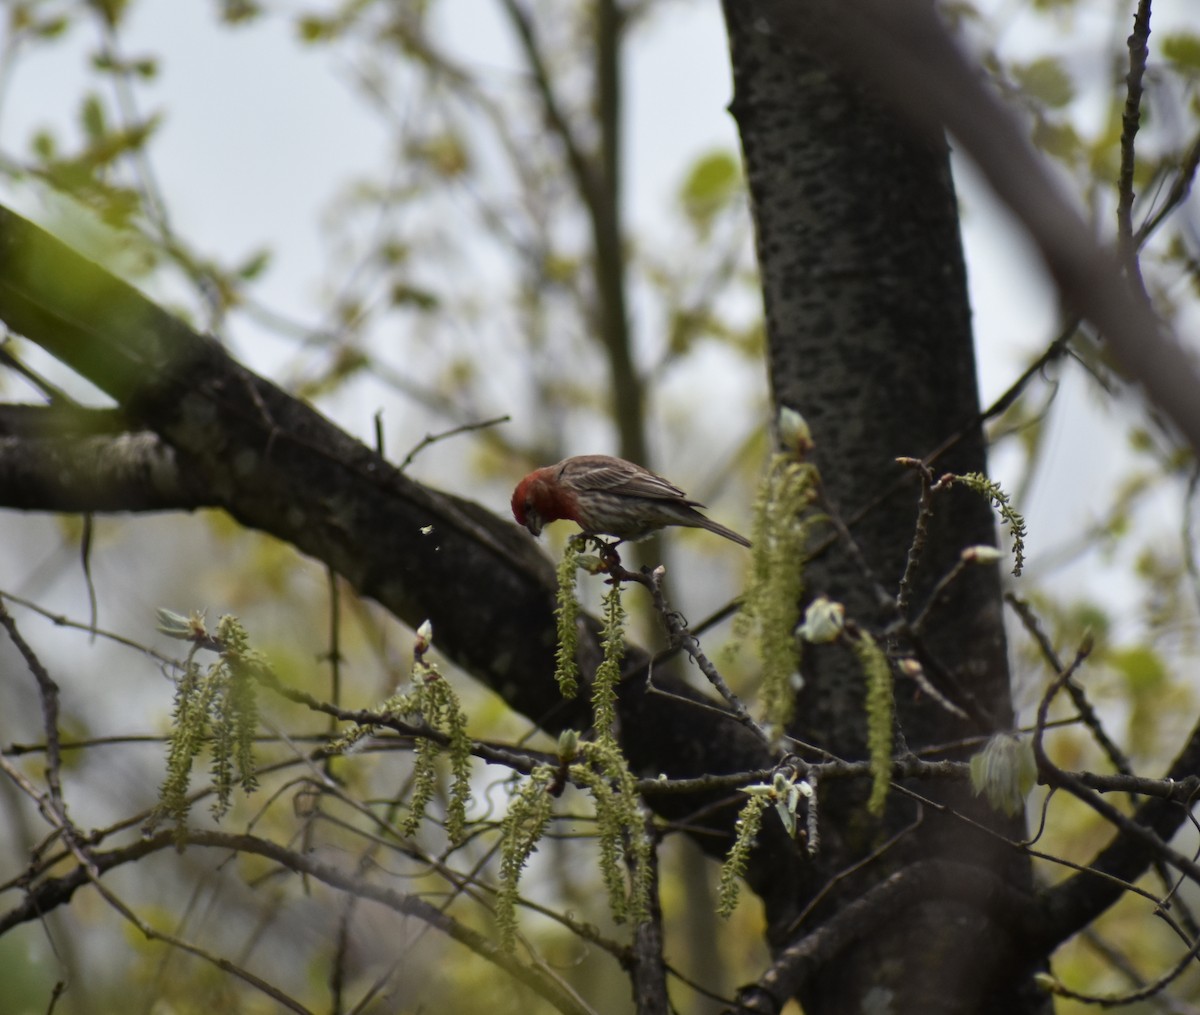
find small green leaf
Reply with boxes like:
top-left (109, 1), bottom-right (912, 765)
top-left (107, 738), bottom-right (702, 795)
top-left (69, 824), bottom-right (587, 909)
top-left (1162, 33), bottom-right (1200, 76)
top-left (155, 608), bottom-right (193, 640)
top-left (408, 134), bottom-right (469, 177)
top-left (31, 129), bottom-right (56, 161)
top-left (235, 248), bottom-right (272, 281)
top-left (1033, 118), bottom-right (1081, 160)
top-left (389, 282), bottom-right (439, 310)
top-left (1108, 645), bottom-right (1166, 693)
top-left (1012, 57), bottom-right (1075, 109)
top-left (679, 150), bottom-right (740, 225)
top-left (296, 15), bottom-right (335, 42)
top-left (33, 16), bottom-right (70, 39)
top-left (91, 0), bottom-right (130, 28)
top-left (81, 93), bottom-right (106, 141)
top-left (218, 0), bottom-right (262, 24)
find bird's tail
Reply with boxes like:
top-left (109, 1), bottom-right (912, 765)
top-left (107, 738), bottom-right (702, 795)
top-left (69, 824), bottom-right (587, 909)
top-left (698, 516), bottom-right (751, 548)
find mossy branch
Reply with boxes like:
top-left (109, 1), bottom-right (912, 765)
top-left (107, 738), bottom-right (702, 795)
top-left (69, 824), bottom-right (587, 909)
top-left (554, 540), bottom-right (582, 698)
top-left (734, 452), bottom-right (821, 730)
top-left (149, 613), bottom-right (264, 844)
top-left (592, 581), bottom-right (626, 745)
top-left (718, 791), bottom-right (771, 916)
top-left (496, 736), bottom-right (651, 950)
top-left (853, 629), bottom-right (894, 816)
top-left (497, 765), bottom-right (557, 950)
top-left (576, 738), bottom-right (652, 927)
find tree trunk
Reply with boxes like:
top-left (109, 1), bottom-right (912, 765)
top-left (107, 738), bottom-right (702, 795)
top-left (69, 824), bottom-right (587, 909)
top-left (722, 4), bottom-right (1046, 1011)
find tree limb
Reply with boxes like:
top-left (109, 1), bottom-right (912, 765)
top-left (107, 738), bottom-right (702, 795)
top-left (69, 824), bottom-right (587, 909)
top-left (0, 202), bottom-right (773, 843)
top-left (726, 859), bottom-right (1044, 1014)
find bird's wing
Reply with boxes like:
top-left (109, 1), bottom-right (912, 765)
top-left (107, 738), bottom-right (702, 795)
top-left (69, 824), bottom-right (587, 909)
top-left (559, 456), bottom-right (696, 502)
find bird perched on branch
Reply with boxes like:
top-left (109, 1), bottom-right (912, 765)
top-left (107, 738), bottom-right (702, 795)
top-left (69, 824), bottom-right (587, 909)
top-left (511, 454), bottom-right (750, 547)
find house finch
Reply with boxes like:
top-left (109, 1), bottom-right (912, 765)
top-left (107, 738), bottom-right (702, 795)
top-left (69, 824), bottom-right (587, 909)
top-left (511, 454), bottom-right (750, 547)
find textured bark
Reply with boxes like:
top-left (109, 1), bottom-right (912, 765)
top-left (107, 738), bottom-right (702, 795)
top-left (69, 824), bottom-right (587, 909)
top-left (723, 3), bottom-right (1043, 1011)
top-left (0, 423), bottom-right (204, 513)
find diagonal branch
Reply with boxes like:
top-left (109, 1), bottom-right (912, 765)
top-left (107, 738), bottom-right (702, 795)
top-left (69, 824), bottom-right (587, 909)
top-left (1033, 695), bottom-right (1200, 950)
top-left (0, 203), bottom-right (773, 848)
top-left (725, 858), bottom-right (1042, 1014)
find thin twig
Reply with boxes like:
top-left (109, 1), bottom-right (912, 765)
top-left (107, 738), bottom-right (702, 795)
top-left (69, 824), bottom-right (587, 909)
top-left (1033, 643), bottom-right (1200, 890)
top-left (1007, 593), bottom-right (1132, 776)
top-left (0, 589), bottom-right (180, 669)
top-left (0, 826), bottom-right (602, 1015)
top-left (397, 414), bottom-right (511, 472)
top-left (894, 458), bottom-right (936, 617)
top-left (631, 561), bottom-right (771, 743)
top-left (1117, 0), bottom-right (1153, 294)
top-left (783, 811), bottom-right (925, 937)
top-left (1134, 130), bottom-right (1200, 246)
top-left (0, 602), bottom-right (66, 813)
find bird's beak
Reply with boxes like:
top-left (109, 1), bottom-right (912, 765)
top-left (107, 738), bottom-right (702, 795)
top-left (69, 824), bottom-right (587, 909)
top-left (524, 508), bottom-right (543, 537)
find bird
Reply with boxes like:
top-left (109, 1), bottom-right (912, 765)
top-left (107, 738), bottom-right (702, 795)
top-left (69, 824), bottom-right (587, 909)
top-left (511, 454), bottom-right (750, 547)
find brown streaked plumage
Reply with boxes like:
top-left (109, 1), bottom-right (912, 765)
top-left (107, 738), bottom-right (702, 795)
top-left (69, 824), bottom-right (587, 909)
top-left (511, 454), bottom-right (750, 546)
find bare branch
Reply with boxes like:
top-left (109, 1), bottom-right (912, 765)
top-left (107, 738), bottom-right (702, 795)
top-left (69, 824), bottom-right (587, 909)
top-left (0, 828), bottom-right (599, 1015)
top-left (1117, 0), bottom-right (1153, 288)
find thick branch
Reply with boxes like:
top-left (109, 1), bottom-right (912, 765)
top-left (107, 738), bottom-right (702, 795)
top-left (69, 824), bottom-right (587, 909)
top-left (0, 203), bottom-right (772, 842)
top-left (0, 424), bottom-right (209, 512)
top-left (726, 859), bottom-right (1043, 1014)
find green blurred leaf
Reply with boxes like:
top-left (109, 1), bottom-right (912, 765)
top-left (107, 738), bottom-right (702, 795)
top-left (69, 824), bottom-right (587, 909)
top-left (31, 15), bottom-right (70, 39)
top-left (1012, 57), bottom-right (1074, 109)
top-left (218, 0), bottom-right (263, 23)
top-left (408, 133), bottom-right (469, 177)
top-left (390, 282), bottom-right (440, 311)
top-left (1161, 33), bottom-right (1200, 76)
top-left (1032, 119), bottom-right (1082, 160)
top-left (379, 239), bottom-right (410, 266)
top-left (31, 129), bottom-right (56, 161)
top-left (91, 0), bottom-right (130, 28)
top-left (235, 248), bottom-right (272, 281)
top-left (679, 149), bottom-right (740, 227)
top-left (1108, 645), bottom-right (1167, 693)
top-left (543, 252), bottom-right (579, 284)
top-left (296, 14), bottom-right (336, 42)
top-left (81, 93), bottom-right (106, 141)
top-left (92, 52), bottom-right (159, 78)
